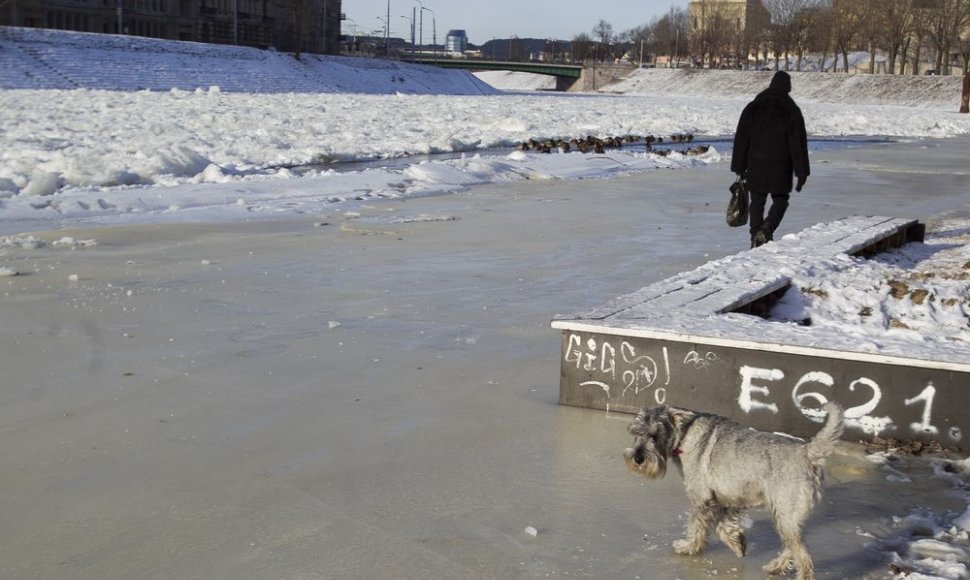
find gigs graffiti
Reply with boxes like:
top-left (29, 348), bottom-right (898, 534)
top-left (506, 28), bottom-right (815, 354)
top-left (563, 333), bottom-right (672, 410)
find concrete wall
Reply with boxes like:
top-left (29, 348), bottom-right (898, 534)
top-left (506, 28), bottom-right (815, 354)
top-left (559, 329), bottom-right (969, 445)
top-left (570, 63), bottom-right (636, 92)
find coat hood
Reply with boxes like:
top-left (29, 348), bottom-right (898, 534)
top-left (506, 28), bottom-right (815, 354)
top-left (768, 71), bottom-right (792, 94)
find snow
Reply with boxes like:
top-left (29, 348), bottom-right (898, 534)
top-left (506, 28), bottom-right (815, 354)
top-left (2, 32), bottom-right (969, 230)
top-left (608, 68), bottom-right (966, 109)
top-left (558, 217), bottom-right (970, 367)
top-left (474, 70), bottom-right (558, 91)
top-left (867, 456), bottom-right (970, 579)
top-left (0, 27), bottom-right (498, 95)
top-left (0, 27), bottom-right (969, 579)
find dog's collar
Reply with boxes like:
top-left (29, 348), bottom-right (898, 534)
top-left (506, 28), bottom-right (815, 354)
top-left (672, 447), bottom-right (684, 457)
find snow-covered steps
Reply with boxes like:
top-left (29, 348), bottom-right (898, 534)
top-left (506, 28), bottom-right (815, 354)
top-left (551, 216), bottom-right (970, 445)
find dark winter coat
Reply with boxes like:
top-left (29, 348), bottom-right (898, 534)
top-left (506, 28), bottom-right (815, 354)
top-left (731, 72), bottom-right (810, 194)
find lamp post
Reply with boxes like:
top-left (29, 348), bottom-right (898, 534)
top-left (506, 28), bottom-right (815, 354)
top-left (415, 0), bottom-right (423, 54)
top-left (400, 11), bottom-right (415, 60)
top-left (376, 15), bottom-right (388, 54)
top-left (343, 18), bottom-right (360, 53)
top-left (382, 0), bottom-right (390, 53)
top-left (419, 5), bottom-right (434, 56)
top-left (673, 28), bottom-right (679, 68)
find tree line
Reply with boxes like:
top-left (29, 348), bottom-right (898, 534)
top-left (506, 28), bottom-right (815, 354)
top-left (571, 1), bottom-right (970, 75)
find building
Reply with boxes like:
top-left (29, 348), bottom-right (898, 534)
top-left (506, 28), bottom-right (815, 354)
top-left (445, 29), bottom-right (466, 55)
top-left (1, 0), bottom-right (344, 55)
top-left (688, 0), bottom-right (769, 67)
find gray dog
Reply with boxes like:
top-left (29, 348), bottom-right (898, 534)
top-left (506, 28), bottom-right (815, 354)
top-left (623, 401), bottom-right (844, 580)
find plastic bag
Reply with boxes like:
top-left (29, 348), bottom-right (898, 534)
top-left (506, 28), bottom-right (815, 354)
top-left (726, 177), bottom-right (748, 227)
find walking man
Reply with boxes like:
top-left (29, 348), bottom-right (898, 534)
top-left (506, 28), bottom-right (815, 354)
top-left (731, 71), bottom-right (810, 247)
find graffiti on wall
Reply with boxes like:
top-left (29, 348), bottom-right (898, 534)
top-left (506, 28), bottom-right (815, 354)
top-left (563, 333), bottom-right (962, 442)
top-left (739, 365), bottom-right (956, 441)
top-left (564, 333), bottom-right (671, 411)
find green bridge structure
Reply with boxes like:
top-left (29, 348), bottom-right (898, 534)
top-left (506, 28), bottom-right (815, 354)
top-left (413, 57), bottom-right (588, 91)
top-left (413, 57), bottom-right (583, 78)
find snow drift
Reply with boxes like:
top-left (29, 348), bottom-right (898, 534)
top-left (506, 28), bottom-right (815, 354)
top-left (0, 26), bottom-right (498, 95)
top-left (607, 68), bottom-right (966, 109)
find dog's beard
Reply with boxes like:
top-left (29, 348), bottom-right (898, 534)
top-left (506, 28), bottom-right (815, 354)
top-left (623, 441), bottom-right (667, 479)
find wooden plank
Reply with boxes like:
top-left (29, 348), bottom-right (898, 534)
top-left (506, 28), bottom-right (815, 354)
top-left (557, 216), bottom-right (922, 327)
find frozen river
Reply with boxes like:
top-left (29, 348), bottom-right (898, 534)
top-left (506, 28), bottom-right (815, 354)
top-left (1, 138), bottom-right (969, 579)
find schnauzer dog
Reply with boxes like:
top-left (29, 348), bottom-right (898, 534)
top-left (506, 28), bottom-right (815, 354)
top-left (623, 402), bottom-right (844, 580)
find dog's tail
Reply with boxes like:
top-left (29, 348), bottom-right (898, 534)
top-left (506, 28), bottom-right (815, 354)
top-left (806, 401), bottom-right (845, 464)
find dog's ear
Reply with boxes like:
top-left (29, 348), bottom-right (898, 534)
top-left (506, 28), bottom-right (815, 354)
top-left (666, 407), bottom-right (695, 433)
top-left (634, 406), bottom-right (652, 422)
top-left (628, 406), bottom-right (650, 435)
top-left (667, 407), bottom-right (697, 440)
top-left (627, 420), bottom-right (645, 437)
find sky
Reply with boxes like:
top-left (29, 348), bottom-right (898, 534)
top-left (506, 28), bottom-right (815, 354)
top-left (341, 0), bottom-right (688, 45)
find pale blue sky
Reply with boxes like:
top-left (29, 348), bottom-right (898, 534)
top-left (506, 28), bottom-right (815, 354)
top-left (342, 0), bottom-right (688, 45)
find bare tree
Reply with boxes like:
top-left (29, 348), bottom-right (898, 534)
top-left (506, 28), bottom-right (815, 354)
top-left (924, 0), bottom-right (948, 72)
top-left (630, 8), bottom-right (689, 68)
top-left (907, 1), bottom-right (934, 74)
top-left (805, 4), bottom-right (834, 70)
top-left (960, 9), bottom-right (970, 112)
top-left (593, 19), bottom-right (614, 44)
top-left (658, 7), bottom-right (690, 67)
top-left (883, 0), bottom-right (916, 74)
top-left (690, 1), bottom-right (734, 67)
top-left (571, 32), bottom-right (594, 62)
top-left (592, 19), bottom-right (614, 62)
top-left (856, 0), bottom-right (884, 73)
top-left (764, 0), bottom-right (816, 69)
top-left (621, 24), bottom-right (651, 65)
top-left (832, 0), bottom-right (866, 71)
top-left (943, 0), bottom-right (970, 73)
top-left (921, 0), bottom-right (969, 74)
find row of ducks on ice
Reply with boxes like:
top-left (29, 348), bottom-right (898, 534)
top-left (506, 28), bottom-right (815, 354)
top-left (516, 133), bottom-right (710, 156)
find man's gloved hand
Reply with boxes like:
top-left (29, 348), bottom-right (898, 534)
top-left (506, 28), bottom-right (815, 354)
top-left (795, 176), bottom-right (807, 192)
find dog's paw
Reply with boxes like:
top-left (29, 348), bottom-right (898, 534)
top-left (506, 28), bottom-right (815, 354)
top-left (717, 525), bottom-right (746, 558)
top-left (672, 539), bottom-right (701, 555)
top-left (726, 532), bottom-right (746, 558)
top-left (762, 555), bottom-right (795, 575)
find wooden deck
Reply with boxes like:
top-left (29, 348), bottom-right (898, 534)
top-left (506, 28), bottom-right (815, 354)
top-left (551, 216), bottom-right (969, 445)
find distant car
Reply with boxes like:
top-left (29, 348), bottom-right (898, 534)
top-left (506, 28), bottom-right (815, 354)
top-left (925, 70), bottom-right (937, 76)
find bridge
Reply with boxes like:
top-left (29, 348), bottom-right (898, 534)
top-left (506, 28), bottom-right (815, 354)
top-left (413, 57), bottom-right (583, 79)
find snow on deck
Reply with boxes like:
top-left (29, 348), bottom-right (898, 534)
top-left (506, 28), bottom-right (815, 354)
top-left (553, 216), bottom-right (968, 370)
top-left (552, 216), bottom-right (969, 444)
